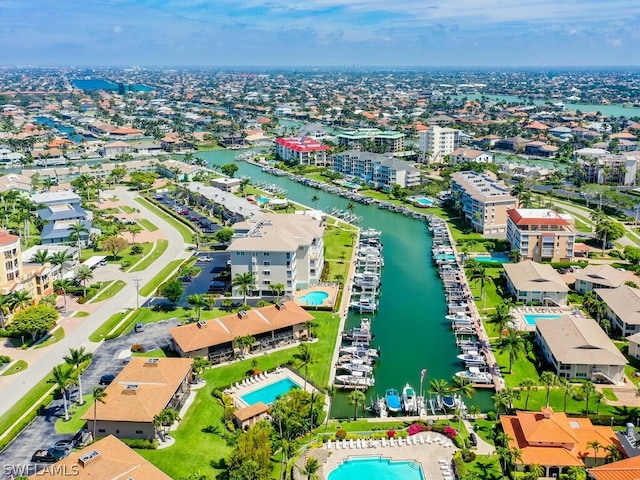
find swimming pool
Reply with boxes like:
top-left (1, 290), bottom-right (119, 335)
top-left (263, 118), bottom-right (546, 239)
top-left (298, 291), bottom-right (329, 306)
top-left (241, 378), bottom-right (301, 406)
top-left (523, 314), bottom-right (561, 326)
top-left (474, 254), bottom-right (510, 263)
top-left (413, 197), bottom-right (434, 207)
top-left (258, 197), bottom-right (269, 205)
top-left (434, 253), bottom-right (456, 261)
top-left (343, 181), bottom-right (361, 189)
top-left (328, 457), bottom-right (424, 480)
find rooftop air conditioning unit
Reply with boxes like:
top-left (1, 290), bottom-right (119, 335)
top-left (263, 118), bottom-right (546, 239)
top-left (238, 310), bottom-right (248, 319)
top-left (78, 450), bottom-right (101, 467)
top-left (275, 302), bottom-right (286, 310)
top-left (197, 320), bottom-right (207, 328)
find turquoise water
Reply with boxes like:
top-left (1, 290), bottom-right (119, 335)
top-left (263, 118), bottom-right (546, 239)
top-left (299, 291), bottom-right (329, 306)
top-left (33, 116), bottom-right (85, 144)
top-left (328, 457), bottom-right (424, 480)
top-left (415, 198), bottom-right (434, 207)
top-left (474, 254), bottom-right (510, 263)
top-left (194, 149), bottom-right (494, 414)
top-left (523, 314), bottom-right (561, 326)
top-left (241, 378), bottom-right (300, 405)
top-left (434, 254), bottom-right (456, 261)
top-left (258, 197), bottom-right (269, 205)
top-left (344, 182), bottom-right (361, 189)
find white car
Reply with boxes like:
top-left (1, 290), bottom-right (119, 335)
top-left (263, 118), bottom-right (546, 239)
top-left (200, 256), bottom-right (212, 262)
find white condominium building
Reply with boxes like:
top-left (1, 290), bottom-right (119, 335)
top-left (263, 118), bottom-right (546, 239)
top-left (419, 126), bottom-right (459, 163)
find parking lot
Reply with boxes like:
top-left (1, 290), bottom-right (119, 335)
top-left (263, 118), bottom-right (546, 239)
top-left (152, 193), bottom-right (222, 234)
top-left (179, 252), bottom-right (231, 303)
top-left (0, 319), bottom-right (179, 477)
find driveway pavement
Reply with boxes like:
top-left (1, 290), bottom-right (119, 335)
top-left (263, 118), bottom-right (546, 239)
top-left (0, 319), bottom-right (179, 478)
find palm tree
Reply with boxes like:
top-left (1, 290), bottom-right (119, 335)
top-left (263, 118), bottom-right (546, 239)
top-left (231, 272), bottom-right (255, 304)
top-left (91, 386), bottom-right (107, 440)
top-left (497, 328), bottom-right (526, 374)
top-left (38, 293), bottom-right (56, 308)
top-left (310, 195), bottom-right (320, 209)
top-left (186, 294), bottom-right (207, 321)
top-left (605, 444), bottom-right (622, 463)
top-left (348, 390), bottom-right (366, 421)
top-left (191, 356), bottom-right (211, 382)
top-left (324, 386), bottom-right (336, 431)
top-left (234, 335), bottom-right (255, 357)
top-left (298, 457), bottom-right (320, 480)
top-left (50, 249), bottom-right (74, 279)
top-left (471, 265), bottom-right (489, 305)
top-left (54, 279), bottom-right (74, 314)
top-left (50, 365), bottom-right (75, 421)
top-left (31, 249), bottom-right (51, 266)
top-left (583, 381), bottom-right (596, 415)
top-left (64, 347), bottom-right (92, 405)
top-left (490, 301), bottom-right (514, 338)
top-left (508, 249), bottom-right (522, 263)
top-left (565, 466), bottom-right (586, 480)
top-left (10, 290), bottom-right (32, 312)
top-left (528, 464), bottom-right (544, 480)
top-left (519, 378), bottom-right (536, 410)
top-left (587, 439), bottom-right (602, 466)
top-left (271, 282), bottom-right (285, 302)
top-left (510, 447), bottom-right (523, 472)
top-left (75, 265), bottom-right (94, 297)
top-left (293, 343), bottom-right (314, 389)
top-left (540, 371), bottom-right (558, 408)
top-left (125, 224), bottom-right (143, 244)
top-left (69, 221), bottom-right (89, 257)
top-left (451, 375), bottom-right (476, 399)
top-left (559, 378), bottom-right (575, 412)
top-left (0, 293), bottom-right (12, 329)
top-left (501, 388), bottom-right (521, 412)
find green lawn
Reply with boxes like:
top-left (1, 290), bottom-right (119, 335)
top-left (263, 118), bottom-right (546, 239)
top-left (55, 394), bottom-right (92, 434)
top-left (492, 340), bottom-right (541, 387)
top-left (602, 388), bottom-right (618, 402)
top-left (135, 197), bottom-right (193, 243)
top-left (510, 387), bottom-right (614, 417)
top-left (89, 310), bottom-right (131, 342)
top-left (35, 328), bottom-right (65, 349)
top-left (1, 360), bottom-right (28, 376)
top-left (121, 205), bottom-right (135, 214)
top-left (129, 239), bottom-right (169, 272)
top-left (468, 418), bottom-right (496, 445)
top-left (323, 224), bottom-right (357, 284)
top-left (92, 280), bottom-right (126, 303)
top-left (461, 455), bottom-right (503, 480)
top-left (139, 259), bottom-right (185, 296)
top-left (467, 267), bottom-right (504, 312)
top-left (132, 306), bottom-right (228, 328)
top-left (81, 243), bottom-right (152, 269)
top-left (132, 348), bottom-right (167, 358)
top-left (137, 218), bottom-right (158, 231)
top-left (74, 311), bottom-right (90, 318)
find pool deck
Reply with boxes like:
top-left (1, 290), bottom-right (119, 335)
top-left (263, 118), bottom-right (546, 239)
top-left (228, 367), bottom-right (317, 409)
top-left (294, 284), bottom-right (339, 310)
top-left (511, 306), bottom-right (579, 331)
top-left (308, 432), bottom-right (457, 480)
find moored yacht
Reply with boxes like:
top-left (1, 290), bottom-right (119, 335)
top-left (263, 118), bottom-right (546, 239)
top-left (385, 388), bottom-right (402, 413)
top-left (336, 371), bottom-right (375, 388)
top-left (456, 350), bottom-right (486, 366)
top-left (402, 384), bottom-right (417, 413)
top-left (455, 366), bottom-right (493, 384)
top-left (446, 312), bottom-right (474, 325)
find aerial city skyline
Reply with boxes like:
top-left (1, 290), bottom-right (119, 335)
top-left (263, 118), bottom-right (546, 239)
top-left (3, 0), bottom-right (640, 66)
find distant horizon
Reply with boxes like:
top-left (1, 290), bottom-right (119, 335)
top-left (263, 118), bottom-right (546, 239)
top-left (5, 1), bottom-right (640, 67)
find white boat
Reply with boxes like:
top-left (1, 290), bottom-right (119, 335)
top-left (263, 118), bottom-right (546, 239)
top-left (446, 312), bottom-right (474, 325)
top-left (357, 246), bottom-right (382, 256)
top-left (339, 358), bottom-right (373, 374)
top-left (349, 297), bottom-right (378, 312)
top-left (402, 384), bottom-right (418, 413)
top-left (342, 318), bottom-right (373, 342)
top-left (336, 372), bottom-right (375, 388)
top-left (356, 253), bottom-right (384, 265)
top-left (456, 350), bottom-right (487, 366)
top-left (385, 388), bottom-right (402, 412)
top-left (455, 366), bottom-right (493, 384)
top-left (360, 228), bottom-right (381, 239)
top-left (340, 345), bottom-right (379, 358)
top-left (353, 273), bottom-right (380, 289)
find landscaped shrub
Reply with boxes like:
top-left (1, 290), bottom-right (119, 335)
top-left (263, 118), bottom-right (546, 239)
top-left (386, 430), bottom-right (396, 438)
top-left (408, 423), bottom-right (428, 435)
top-left (335, 429), bottom-right (347, 440)
top-left (443, 425), bottom-right (458, 439)
top-left (486, 411), bottom-right (497, 421)
top-left (119, 438), bottom-right (158, 449)
top-left (131, 344), bottom-right (145, 352)
top-left (130, 245), bottom-right (143, 255)
top-left (0, 355), bottom-right (10, 363)
top-left (460, 449), bottom-right (476, 462)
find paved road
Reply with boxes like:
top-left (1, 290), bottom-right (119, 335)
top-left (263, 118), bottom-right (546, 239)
top-left (0, 187), bottom-right (191, 418)
top-left (0, 319), bottom-right (179, 477)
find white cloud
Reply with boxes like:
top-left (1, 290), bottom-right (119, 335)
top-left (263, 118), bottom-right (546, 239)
top-left (113, 25), bottom-right (123, 34)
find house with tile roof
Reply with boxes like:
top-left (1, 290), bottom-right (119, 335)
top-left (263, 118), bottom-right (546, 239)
top-left (574, 264), bottom-right (628, 294)
top-left (503, 260), bottom-right (569, 306)
top-left (450, 148), bottom-right (493, 165)
top-left (501, 407), bottom-right (620, 477)
top-left (170, 301), bottom-right (313, 361)
top-left (589, 455), bottom-right (640, 480)
top-left (275, 136), bottom-right (331, 166)
top-left (82, 357), bottom-right (193, 440)
top-left (536, 314), bottom-right (627, 384)
top-left (28, 435), bottom-right (172, 480)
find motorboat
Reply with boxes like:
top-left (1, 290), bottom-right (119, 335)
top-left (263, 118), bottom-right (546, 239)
top-left (385, 388), bottom-right (402, 413)
top-left (453, 325), bottom-right (476, 335)
top-left (338, 353), bottom-right (375, 365)
top-left (438, 394), bottom-right (461, 410)
top-left (340, 345), bottom-right (380, 358)
top-left (349, 297), bottom-right (378, 312)
top-left (457, 350), bottom-right (487, 366)
top-left (402, 384), bottom-right (418, 413)
top-left (357, 246), bottom-right (382, 257)
top-left (353, 273), bottom-right (381, 289)
top-left (455, 367), bottom-right (493, 384)
top-left (336, 372), bottom-right (375, 388)
top-left (446, 312), bottom-right (474, 325)
top-left (339, 360), bottom-right (373, 375)
top-left (360, 228), bottom-right (381, 239)
top-left (342, 319), bottom-right (373, 342)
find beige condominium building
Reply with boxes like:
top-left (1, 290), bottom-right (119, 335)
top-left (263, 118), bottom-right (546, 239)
top-left (506, 209), bottom-right (576, 262)
top-left (228, 214), bottom-right (325, 297)
top-left (419, 125), bottom-right (459, 163)
top-left (450, 171), bottom-right (517, 237)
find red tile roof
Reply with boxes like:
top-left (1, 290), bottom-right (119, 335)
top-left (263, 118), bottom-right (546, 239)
top-left (0, 229), bottom-right (20, 246)
top-left (507, 209), bottom-right (571, 226)
top-left (275, 137), bottom-right (331, 153)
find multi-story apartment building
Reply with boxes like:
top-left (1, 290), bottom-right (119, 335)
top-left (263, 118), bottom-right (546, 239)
top-left (578, 152), bottom-right (639, 186)
top-left (451, 148), bottom-right (494, 165)
top-left (336, 129), bottom-right (405, 153)
top-left (419, 126), bottom-right (459, 163)
top-left (275, 137), bottom-right (331, 166)
top-left (32, 191), bottom-right (94, 246)
top-left (0, 229), bottom-right (53, 306)
top-left (227, 214), bottom-right (325, 296)
top-left (330, 150), bottom-right (420, 190)
top-left (506, 209), bottom-right (576, 262)
top-left (450, 171), bottom-right (517, 237)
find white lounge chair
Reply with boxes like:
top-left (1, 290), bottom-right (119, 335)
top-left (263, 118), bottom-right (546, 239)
top-left (426, 435), bottom-right (432, 444)
top-left (438, 459), bottom-right (448, 465)
top-left (264, 371), bottom-right (270, 378)
top-left (327, 439), bottom-right (332, 450)
top-left (350, 439), bottom-right (355, 449)
top-left (390, 438), bottom-right (396, 447)
top-left (398, 437), bottom-right (404, 446)
top-left (406, 437), bottom-right (413, 446)
top-left (356, 439), bottom-right (361, 449)
top-left (381, 438), bottom-right (387, 447)
top-left (419, 435), bottom-right (425, 444)
top-left (335, 440), bottom-right (341, 450)
top-left (342, 439), bottom-right (347, 449)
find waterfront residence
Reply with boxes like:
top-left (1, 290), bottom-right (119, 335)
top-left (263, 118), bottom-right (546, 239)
top-left (32, 191), bottom-right (95, 246)
top-left (536, 314), bottom-right (627, 383)
top-left (595, 285), bottom-right (640, 336)
top-left (275, 137), bottom-right (331, 166)
top-left (578, 152), bottom-right (640, 186)
top-left (99, 140), bottom-right (133, 158)
top-left (506, 209), bottom-right (576, 263)
top-left (419, 125), bottom-right (459, 163)
top-left (501, 407), bottom-right (619, 477)
top-left (450, 171), bottom-right (517, 237)
top-left (450, 148), bottom-right (493, 165)
top-left (22, 159), bottom-right (156, 184)
top-left (574, 264), bottom-right (628, 294)
top-left (330, 150), bottom-right (420, 190)
top-left (170, 301), bottom-right (313, 361)
top-left (590, 455), bottom-right (640, 480)
top-left (503, 260), bottom-right (569, 306)
top-left (185, 182), bottom-right (261, 222)
top-left (0, 229), bottom-right (54, 305)
top-left (161, 132), bottom-right (193, 151)
top-left (156, 159), bottom-right (209, 182)
top-left (524, 141), bottom-right (559, 158)
top-left (27, 435), bottom-right (172, 480)
top-left (228, 214), bottom-right (325, 296)
top-left (336, 128), bottom-right (405, 153)
top-left (82, 357), bottom-right (193, 440)
top-left (210, 177), bottom-right (243, 193)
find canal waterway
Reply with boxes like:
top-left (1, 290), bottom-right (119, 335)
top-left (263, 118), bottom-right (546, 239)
top-left (195, 149), bottom-right (494, 417)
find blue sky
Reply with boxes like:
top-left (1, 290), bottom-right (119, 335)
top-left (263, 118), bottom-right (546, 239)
top-left (3, 0), bottom-right (640, 67)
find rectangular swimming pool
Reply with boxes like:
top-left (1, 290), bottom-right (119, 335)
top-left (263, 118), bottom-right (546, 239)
top-left (241, 377), bottom-right (301, 406)
top-left (523, 314), bottom-right (561, 326)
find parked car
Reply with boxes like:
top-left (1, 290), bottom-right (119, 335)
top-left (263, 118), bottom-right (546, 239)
top-left (99, 374), bottom-right (115, 385)
top-left (134, 322), bottom-right (145, 333)
top-left (31, 447), bottom-right (67, 463)
top-left (199, 256), bottom-right (212, 262)
top-left (469, 433), bottom-right (477, 447)
top-left (50, 439), bottom-right (75, 454)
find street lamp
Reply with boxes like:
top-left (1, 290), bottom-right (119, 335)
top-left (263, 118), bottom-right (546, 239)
top-left (133, 277), bottom-right (142, 310)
